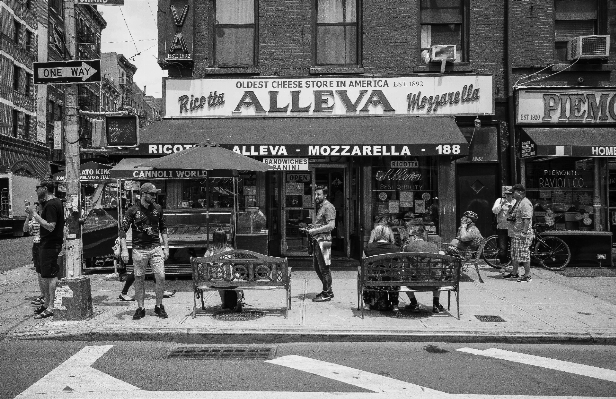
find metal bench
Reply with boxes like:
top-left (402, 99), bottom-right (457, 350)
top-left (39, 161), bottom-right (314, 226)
top-left (190, 249), bottom-right (291, 318)
top-left (358, 252), bottom-right (462, 319)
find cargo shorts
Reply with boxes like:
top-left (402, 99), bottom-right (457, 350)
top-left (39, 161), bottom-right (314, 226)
top-left (132, 246), bottom-right (165, 277)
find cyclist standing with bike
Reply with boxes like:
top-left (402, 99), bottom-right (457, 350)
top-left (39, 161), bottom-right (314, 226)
top-left (503, 184), bottom-right (534, 282)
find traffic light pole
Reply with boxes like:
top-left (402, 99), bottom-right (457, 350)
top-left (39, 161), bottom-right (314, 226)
top-left (55, 0), bottom-right (93, 320)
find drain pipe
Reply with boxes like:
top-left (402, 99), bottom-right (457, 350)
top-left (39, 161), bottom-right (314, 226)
top-left (505, 0), bottom-right (518, 185)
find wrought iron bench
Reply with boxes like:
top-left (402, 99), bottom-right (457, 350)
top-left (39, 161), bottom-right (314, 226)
top-left (190, 249), bottom-right (291, 318)
top-left (358, 252), bottom-right (462, 319)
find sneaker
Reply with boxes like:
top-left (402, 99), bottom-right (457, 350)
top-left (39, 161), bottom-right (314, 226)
top-left (517, 274), bottom-right (532, 282)
top-left (33, 305), bottom-right (47, 314)
top-left (154, 304), bottom-right (168, 318)
top-left (502, 273), bottom-right (519, 279)
top-left (163, 290), bottom-right (176, 298)
top-left (31, 297), bottom-right (44, 306)
top-left (312, 292), bottom-right (331, 302)
top-left (132, 307), bottom-right (146, 320)
top-left (327, 291), bottom-right (334, 299)
top-left (432, 303), bottom-right (445, 313)
top-left (405, 302), bottom-right (419, 312)
top-left (118, 293), bottom-right (134, 301)
top-left (34, 309), bottom-right (53, 319)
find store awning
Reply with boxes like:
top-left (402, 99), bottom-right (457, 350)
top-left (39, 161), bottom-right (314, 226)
top-left (521, 127), bottom-right (616, 158)
top-left (136, 116), bottom-right (469, 157)
top-left (109, 158), bottom-right (155, 179)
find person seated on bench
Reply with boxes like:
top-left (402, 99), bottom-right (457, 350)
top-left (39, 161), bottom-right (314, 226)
top-left (447, 211), bottom-right (483, 257)
top-left (363, 224), bottom-right (401, 312)
top-left (205, 229), bottom-right (244, 312)
top-left (402, 228), bottom-right (447, 314)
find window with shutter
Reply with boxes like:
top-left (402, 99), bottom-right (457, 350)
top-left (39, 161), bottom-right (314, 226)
top-left (554, 0), bottom-right (598, 62)
top-left (214, 0), bottom-right (256, 67)
top-left (420, 0), bottom-right (468, 63)
top-left (315, 0), bottom-right (359, 66)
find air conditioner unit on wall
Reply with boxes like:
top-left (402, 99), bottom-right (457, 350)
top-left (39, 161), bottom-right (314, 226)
top-left (429, 45), bottom-right (457, 62)
top-left (567, 35), bottom-right (610, 61)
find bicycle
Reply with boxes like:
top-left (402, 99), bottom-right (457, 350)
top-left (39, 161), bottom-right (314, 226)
top-left (482, 224), bottom-right (571, 271)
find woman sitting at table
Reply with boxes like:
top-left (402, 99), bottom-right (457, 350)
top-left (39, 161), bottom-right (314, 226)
top-left (402, 226), bottom-right (448, 314)
top-left (363, 224), bottom-right (401, 312)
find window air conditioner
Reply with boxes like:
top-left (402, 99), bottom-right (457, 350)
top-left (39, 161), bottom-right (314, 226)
top-left (429, 45), bottom-right (457, 62)
top-left (567, 35), bottom-right (610, 61)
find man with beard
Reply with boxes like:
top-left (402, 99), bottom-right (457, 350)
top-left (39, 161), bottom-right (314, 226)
top-left (303, 186), bottom-right (336, 302)
top-left (119, 182), bottom-right (170, 320)
top-left (26, 180), bottom-right (65, 319)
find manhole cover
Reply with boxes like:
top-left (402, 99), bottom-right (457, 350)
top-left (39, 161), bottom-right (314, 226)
top-left (168, 345), bottom-right (276, 360)
top-left (475, 315), bottom-right (506, 322)
top-left (213, 309), bottom-right (266, 321)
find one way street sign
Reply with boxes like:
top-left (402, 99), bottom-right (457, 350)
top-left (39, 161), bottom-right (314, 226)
top-left (33, 59), bottom-right (101, 84)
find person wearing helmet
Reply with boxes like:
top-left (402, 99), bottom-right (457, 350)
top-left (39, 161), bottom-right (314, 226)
top-left (448, 210), bottom-right (483, 254)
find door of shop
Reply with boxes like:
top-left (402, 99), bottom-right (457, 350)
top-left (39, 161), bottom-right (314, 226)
top-left (456, 163), bottom-right (498, 237)
top-left (281, 166), bottom-right (349, 257)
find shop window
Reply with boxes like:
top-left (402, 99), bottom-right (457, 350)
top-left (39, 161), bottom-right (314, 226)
top-left (420, 0), bottom-right (468, 63)
top-left (554, 0), bottom-right (599, 62)
top-left (371, 157), bottom-right (438, 244)
top-left (525, 158), bottom-right (595, 231)
top-left (316, 0), bottom-right (359, 66)
top-left (181, 173), bottom-right (257, 211)
top-left (214, 0), bottom-right (256, 67)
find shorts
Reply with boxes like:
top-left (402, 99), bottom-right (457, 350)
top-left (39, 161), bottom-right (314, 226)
top-left (39, 243), bottom-right (62, 278)
top-left (511, 235), bottom-right (533, 263)
top-left (318, 240), bottom-right (332, 266)
top-left (32, 242), bottom-right (41, 274)
top-left (133, 246), bottom-right (165, 277)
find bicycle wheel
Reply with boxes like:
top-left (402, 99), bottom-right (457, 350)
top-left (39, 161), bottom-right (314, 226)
top-left (534, 236), bottom-right (571, 271)
top-left (482, 235), bottom-right (509, 268)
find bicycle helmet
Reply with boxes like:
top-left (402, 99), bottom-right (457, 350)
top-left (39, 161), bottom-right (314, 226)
top-left (462, 210), bottom-right (478, 223)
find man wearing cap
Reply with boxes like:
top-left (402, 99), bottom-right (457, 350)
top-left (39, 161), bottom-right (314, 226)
top-left (503, 184), bottom-right (534, 282)
top-left (492, 187), bottom-right (516, 265)
top-left (119, 182), bottom-right (170, 319)
top-left (25, 180), bottom-right (65, 319)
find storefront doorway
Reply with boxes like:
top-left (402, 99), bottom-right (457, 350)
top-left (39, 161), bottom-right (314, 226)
top-left (281, 165), bottom-right (349, 257)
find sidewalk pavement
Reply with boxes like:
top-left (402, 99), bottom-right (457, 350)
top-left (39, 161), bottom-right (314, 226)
top-left (2, 262), bottom-right (616, 344)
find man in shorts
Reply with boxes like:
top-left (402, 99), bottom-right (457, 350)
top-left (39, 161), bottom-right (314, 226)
top-left (26, 181), bottom-right (65, 319)
top-left (119, 182), bottom-right (170, 319)
top-left (303, 186), bottom-right (336, 302)
top-left (503, 184), bottom-right (534, 282)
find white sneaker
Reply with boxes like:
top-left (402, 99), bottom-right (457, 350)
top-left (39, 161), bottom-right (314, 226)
top-left (118, 293), bottom-right (134, 301)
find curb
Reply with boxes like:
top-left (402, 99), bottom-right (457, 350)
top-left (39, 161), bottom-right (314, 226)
top-left (6, 328), bottom-right (616, 345)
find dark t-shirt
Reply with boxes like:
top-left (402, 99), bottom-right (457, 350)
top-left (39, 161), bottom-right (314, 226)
top-left (364, 241), bottom-right (399, 257)
top-left (39, 197), bottom-right (65, 247)
top-left (119, 202), bottom-right (167, 248)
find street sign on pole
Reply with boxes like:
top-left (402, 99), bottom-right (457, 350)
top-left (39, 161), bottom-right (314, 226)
top-left (33, 60), bottom-right (101, 84)
top-left (75, 0), bottom-right (124, 4)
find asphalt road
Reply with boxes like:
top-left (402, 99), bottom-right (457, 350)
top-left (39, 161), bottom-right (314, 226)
top-left (3, 341), bottom-right (616, 398)
top-left (0, 236), bottom-right (33, 274)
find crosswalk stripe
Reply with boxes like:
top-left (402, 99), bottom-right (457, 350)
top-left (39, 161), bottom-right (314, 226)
top-left (458, 347), bottom-right (616, 383)
top-left (267, 354), bottom-right (447, 396)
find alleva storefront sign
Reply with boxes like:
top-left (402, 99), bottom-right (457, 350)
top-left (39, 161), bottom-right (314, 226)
top-left (164, 76), bottom-right (493, 118)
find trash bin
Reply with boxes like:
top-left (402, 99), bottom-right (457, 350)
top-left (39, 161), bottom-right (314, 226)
top-left (53, 276), bottom-right (93, 320)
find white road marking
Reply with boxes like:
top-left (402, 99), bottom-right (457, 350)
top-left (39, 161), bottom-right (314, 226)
top-left (267, 354), bottom-right (447, 396)
top-left (16, 345), bottom-right (139, 398)
top-left (458, 347), bottom-right (616, 383)
top-left (15, 345), bottom-right (611, 399)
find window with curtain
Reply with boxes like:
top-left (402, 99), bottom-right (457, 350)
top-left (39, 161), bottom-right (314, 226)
top-left (420, 0), bottom-right (467, 62)
top-left (555, 0), bottom-right (597, 62)
top-left (215, 0), bottom-right (256, 67)
top-left (316, 0), bottom-right (358, 66)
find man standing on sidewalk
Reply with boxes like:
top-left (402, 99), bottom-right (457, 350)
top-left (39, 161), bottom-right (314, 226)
top-left (305, 186), bottom-right (336, 302)
top-left (119, 183), bottom-right (170, 319)
top-left (27, 181), bottom-right (65, 319)
top-left (492, 187), bottom-right (516, 265)
top-left (503, 184), bottom-right (534, 282)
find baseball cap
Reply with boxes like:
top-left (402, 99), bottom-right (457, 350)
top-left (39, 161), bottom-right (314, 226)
top-left (36, 180), bottom-right (55, 192)
top-left (140, 182), bottom-right (160, 194)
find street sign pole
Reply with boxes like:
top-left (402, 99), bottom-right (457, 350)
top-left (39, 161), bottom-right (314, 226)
top-left (55, 0), bottom-right (92, 321)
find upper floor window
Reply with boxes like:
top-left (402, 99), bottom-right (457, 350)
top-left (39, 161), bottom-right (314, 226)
top-left (13, 66), bottom-right (20, 90)
top-left (420, 0), bottom-right (468, 63)
top-left (316, 0), bottom-right (358, 66)
top-left (555, 0), bottom-right (600, 62)
top-left (14, 20), bottom-right (21, 44)
top-left (214, 0), bottom-right (256, 67)
top-left (49, 0), bottom-right (63, 17)
top-left (25, 30), bottom-right (33, 51)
